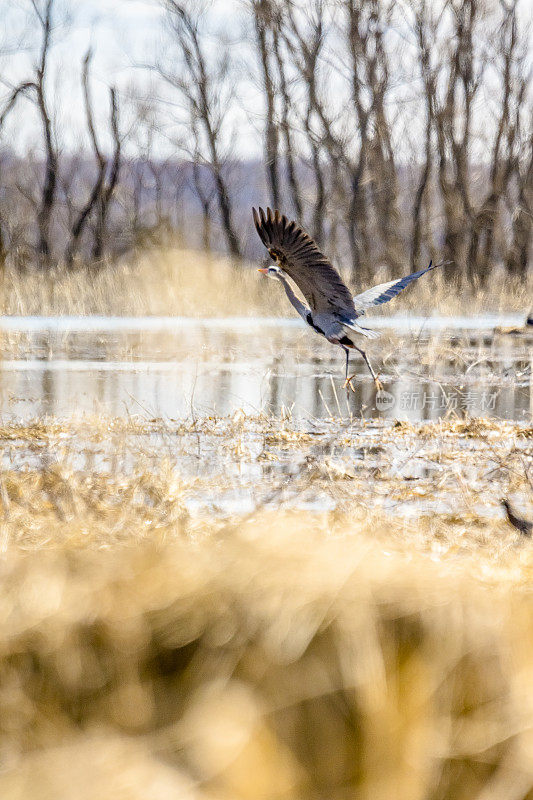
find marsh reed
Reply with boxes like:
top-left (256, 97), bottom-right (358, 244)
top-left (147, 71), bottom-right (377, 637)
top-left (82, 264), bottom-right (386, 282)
top-left (0, 248), bottom-right (530, 318)
top-left (0, 413), bottom-right (531, 798)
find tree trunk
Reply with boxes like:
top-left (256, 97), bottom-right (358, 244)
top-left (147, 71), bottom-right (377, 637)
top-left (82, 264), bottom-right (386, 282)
top-left (506, 139), bottom-right (533, 277)
top-left (411, 117), bottom-right (432, 270)
top-left (92, 86), bottom-right (121, 262)
top-left (202, 201), bottom-right (211, 251)
top-left (253, 1), bottom-right (280, 209)
top-left (65, 50), bottom-right (106, 268)
top-left (35, 0), bottom-right (57, 268)
top-left (211, 165), bottom-right (241, 258)
top-left (273, 30), bottom-right (302, 218)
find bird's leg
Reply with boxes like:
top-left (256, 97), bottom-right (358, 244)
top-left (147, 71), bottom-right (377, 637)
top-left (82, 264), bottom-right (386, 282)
top-left (347, 346), bottom-right (383, 392)
top-left (343, 346), bottom-right (349, 381)
top-left (341, 346), bottom-right (355, 393)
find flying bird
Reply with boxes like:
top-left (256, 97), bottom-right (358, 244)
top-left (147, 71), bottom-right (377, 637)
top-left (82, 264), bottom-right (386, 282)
top-left (253, 207), bottom-right (445, 391)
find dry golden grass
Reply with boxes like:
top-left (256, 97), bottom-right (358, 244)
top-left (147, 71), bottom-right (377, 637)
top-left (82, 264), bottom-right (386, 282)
top-left (0, 413), bottom-right (532, 798)
top-left (0, 247), bottom-right (530, 317)
top-left (1, 505), bottom-right (533, 800)
top-left (0, 249), bottom-right (267, 317)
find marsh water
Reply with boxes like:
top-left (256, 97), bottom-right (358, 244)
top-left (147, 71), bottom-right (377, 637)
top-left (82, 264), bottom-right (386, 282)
top-left (0, 314), bottom-right (530, 423)
top-left (0, 314), bottom-right (530, 521)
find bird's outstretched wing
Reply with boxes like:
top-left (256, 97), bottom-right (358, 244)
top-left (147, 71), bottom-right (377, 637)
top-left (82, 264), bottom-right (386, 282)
top-left (253, 207), bottom-right (356, 316)
top-left (352, 261), bottom-right (445, 314)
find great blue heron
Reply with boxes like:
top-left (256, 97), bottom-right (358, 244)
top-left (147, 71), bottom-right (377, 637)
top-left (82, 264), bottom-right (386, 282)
top-left (254, 206), bottom-right (445, 391)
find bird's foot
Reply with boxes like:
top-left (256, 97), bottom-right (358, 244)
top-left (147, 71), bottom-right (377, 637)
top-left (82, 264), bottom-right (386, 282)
top-left (343, 375), bottom-right (357, 393)
top-left (343, 375), bottom-right (383, 393)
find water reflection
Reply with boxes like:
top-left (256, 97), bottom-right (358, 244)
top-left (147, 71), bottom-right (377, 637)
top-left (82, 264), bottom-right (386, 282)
top-left (0, 318), bottom-right (530, 422)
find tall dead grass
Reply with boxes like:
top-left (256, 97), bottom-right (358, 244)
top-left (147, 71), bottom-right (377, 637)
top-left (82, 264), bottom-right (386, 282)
top-left (0, 248), bottom-right (530, 317)
top-left (1, 508), bottom-right (533, 800)
top-left (0, 415), bottom-right (532, 799)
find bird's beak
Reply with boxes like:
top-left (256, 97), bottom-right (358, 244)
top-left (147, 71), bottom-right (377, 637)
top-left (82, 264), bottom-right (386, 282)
top-left (257, 268), bottom-right (268, 275)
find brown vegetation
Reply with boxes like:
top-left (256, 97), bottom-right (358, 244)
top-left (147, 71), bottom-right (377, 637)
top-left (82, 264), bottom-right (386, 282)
top-left (0, 247), bottom-right (530, 318)
top-left (0, 413), bottom-right (531, 798)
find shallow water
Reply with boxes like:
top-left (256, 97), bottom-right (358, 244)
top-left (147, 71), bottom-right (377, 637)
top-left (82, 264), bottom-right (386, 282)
top-left (0, 313), bottom-right (525, 332)
top-left (0, 315), bottom-right (530, 422)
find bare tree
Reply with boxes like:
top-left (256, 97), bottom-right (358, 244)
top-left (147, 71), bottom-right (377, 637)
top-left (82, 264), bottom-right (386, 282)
top-left (283, 0), bottom-right (402, 281)
top-left (413, 0), bottom-right (531, 284)
top-left (147, 158), bottom-right (168, 230)
top-left (251, 0), bottom-right (281, 209)
top-left (410, 1), bottom-right (436, 270)
top-left (171, 162), bottom-right (187, 238)
top-left (131, 94), bottom-right (172, 232)
top-left (466, 0), bottom-right (529, 282)
top-left (33, 0), bottom-right (58, 265)
top-left (271, 14), bottom-right (303, 218)
top-left (283, 1), bottom-right (329, 248)
top-left (192, 162), bottom-right (215, 251)
top-left (64, 49), bottom-right (122, 266)
top-left (0, 82), bottom-right (34, 265)
top-left (127, 159), bottom-right (143, 239)
top-left (0, 0), bottom-right (530, 281)
top-left (358, 0), bottom-right (402, 271)
top-left (505, 130), bottom-right (532, 277)
top-left (343, 0), bottom-right (387, 278)
top-left (189, 117), bottom-right (216, 250)
top-left (415, 0), bottom-right (486, 282)
top-left (156, 1), bottom-right (241, 258)
top-left (65, 50), bottom-right (106, 267)
top-left (0, 0), bottom-right (60, 267)
top-left (126, 94), bottom-right (156, 240)
top-left (91, 86), bottom-right (121, 261)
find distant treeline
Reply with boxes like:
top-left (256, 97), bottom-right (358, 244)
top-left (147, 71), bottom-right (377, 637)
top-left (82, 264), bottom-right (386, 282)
top-left (0, 0), bottom-right (531, 287)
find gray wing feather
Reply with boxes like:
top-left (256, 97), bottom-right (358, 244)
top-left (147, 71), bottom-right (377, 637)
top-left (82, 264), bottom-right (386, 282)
top-left (253, 207), bottom-right (356, 316)
top-left (352, 261), bottom-right (442, 314)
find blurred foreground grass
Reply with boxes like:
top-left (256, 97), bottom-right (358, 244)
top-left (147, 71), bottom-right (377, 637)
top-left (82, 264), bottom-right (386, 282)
top-left (0, 415), bottom-right (532, 799)
top-left (0, 248), bottom-right (531, 317)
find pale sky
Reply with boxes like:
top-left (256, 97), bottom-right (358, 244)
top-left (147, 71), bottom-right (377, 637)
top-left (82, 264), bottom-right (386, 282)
top-left (0, 0), bottom-right (258, 157)
top-left (1, 0), bottom-right (531, 162)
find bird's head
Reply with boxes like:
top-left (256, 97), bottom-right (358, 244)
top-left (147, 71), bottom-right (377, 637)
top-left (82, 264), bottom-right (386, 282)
top-left (257, 265), bottom-right (283, 281)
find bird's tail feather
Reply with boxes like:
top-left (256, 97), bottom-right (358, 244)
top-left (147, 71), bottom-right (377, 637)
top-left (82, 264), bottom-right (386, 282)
top-left (358, 326), bottom-right (380, 339)
top-left (343, 320), bottom-right (380, 339)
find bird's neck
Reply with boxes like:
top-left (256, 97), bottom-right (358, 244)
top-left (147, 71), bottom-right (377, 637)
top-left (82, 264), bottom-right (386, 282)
top-left (277, 272), bottom-right (308, 320)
